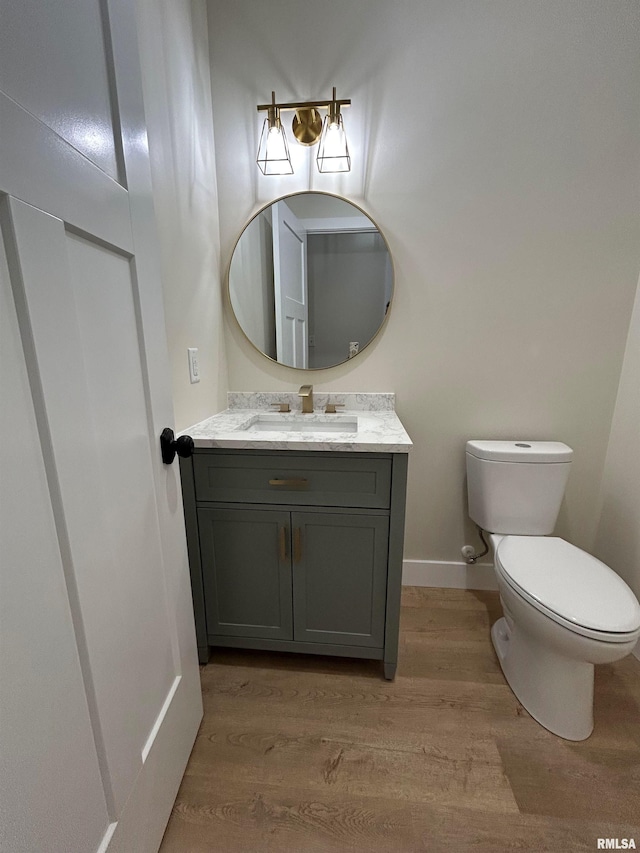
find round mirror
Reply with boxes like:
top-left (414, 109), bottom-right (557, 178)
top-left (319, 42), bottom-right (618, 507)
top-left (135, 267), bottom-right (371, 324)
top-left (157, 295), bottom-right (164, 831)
top-left (228, 192), bottom-right (393, 370)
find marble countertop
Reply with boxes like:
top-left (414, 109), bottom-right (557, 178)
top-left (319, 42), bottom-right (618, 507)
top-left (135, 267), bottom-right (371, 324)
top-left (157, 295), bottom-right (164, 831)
top-left (180, 392), bottom-right (412, 454)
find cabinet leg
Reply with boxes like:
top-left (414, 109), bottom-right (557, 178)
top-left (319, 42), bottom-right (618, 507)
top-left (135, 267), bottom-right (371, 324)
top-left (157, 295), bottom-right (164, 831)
top-left (383, 661), bottom-right (396, 681)
top-left (198, 646), bottom-right (210, 665)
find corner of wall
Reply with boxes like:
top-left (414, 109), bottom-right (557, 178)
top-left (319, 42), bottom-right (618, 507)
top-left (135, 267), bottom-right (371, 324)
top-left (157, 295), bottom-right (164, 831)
top-left (592, 271), bottom-right (640, 601)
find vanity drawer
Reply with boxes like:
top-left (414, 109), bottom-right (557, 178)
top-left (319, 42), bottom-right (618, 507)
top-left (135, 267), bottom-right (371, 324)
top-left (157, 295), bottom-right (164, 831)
top-left (193, 452), bottom-right (392, 509)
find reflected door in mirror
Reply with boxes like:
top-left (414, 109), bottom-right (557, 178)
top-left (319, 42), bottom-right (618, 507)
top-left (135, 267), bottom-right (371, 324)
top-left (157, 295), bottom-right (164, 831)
top-left (273, 201), bottom-right (308, 368)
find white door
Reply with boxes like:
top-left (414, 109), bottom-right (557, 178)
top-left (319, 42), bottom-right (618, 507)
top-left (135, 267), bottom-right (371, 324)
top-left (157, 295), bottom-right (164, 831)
top-left (0, 2), bottom-right (202, 852)
top-left (273, 201), bottom-right (309, 368)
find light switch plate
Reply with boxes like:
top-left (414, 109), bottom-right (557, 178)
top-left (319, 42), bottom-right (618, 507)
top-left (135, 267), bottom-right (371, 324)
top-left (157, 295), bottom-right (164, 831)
top-left (188, 347), bottom-right (200, 383)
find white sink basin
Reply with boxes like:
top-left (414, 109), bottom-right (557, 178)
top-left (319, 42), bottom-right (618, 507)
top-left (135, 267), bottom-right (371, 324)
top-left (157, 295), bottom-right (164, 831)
top-left (237, 414), bottom-right (358, 434)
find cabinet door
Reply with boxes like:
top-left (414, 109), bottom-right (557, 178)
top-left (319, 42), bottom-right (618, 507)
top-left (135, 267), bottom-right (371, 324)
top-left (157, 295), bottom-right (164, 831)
top-left (292, 512), bottom-right (389, 648)
top-left (198, 508), bottom-right (293, 640)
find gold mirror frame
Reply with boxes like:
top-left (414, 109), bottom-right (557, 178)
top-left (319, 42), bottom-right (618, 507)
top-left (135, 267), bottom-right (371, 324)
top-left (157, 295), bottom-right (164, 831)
top-left (226, 191), bottom-right (394, 371)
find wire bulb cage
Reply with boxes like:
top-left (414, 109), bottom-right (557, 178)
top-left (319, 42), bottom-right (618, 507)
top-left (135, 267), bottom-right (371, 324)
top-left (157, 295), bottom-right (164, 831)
top-left (256, 94), bottom-right (293, 175)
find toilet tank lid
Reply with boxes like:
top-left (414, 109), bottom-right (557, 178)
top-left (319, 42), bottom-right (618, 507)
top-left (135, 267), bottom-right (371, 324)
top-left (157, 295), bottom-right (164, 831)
top-left (466, 440), bottom-right (573, 463)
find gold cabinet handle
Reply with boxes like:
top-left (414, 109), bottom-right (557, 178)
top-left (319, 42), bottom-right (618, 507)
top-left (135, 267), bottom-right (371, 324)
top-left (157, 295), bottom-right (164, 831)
top-left (293, 528), bottom-right (302, 563)
top-left (278, 526), bottom-right (288, 561)
top-left (268, 478), bottom-right (308, 488)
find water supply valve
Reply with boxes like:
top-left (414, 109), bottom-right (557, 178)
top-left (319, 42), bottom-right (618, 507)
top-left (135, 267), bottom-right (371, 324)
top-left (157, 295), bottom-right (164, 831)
top-left (461, 545), bottom-right (477, 564)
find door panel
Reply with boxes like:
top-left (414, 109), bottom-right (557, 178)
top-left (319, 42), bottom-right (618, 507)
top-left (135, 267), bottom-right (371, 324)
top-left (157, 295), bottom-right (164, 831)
top-left (0, 0), bottom-right (121, 179)
top-left (0, 216), bottom-right (110, 853)
top-left (0, 93), bottom-right (131, 248)
top-left (199, 507), bottom-right (293, 640)
top-left (292, 512), bottom-right (389, 647)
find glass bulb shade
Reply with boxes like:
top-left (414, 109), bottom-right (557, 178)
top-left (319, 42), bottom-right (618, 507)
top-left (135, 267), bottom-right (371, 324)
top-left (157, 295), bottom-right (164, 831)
top-left (316, 113), bottom-right (351, 173)
top-left (256, 117), bottom-right (293, 175)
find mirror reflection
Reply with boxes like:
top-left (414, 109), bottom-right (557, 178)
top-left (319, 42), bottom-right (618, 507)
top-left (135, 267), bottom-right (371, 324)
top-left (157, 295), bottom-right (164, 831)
top-left (228, 192), bottom-right (393, 369)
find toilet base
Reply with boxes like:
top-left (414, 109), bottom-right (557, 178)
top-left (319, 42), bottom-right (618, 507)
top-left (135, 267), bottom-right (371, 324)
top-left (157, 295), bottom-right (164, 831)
top-left (491, 616), bottom-right (594, 741)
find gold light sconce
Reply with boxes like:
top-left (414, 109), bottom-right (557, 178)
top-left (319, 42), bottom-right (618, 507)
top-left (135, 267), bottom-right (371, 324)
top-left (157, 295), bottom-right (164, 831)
top-left (256, 87), bottom-right (351, 175)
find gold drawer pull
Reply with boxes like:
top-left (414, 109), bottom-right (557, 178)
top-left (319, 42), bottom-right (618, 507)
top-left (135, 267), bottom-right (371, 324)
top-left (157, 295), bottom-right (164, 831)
top-left (293, 528), bottom-right (302, 563)
top-left (278, 526), bottom-right (288, 561)
top-left (268, 478), bottom-right (309, 488)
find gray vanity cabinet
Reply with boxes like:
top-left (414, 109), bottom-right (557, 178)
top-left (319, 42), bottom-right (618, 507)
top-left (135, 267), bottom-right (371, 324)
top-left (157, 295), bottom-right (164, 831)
top-left (180, 448), bottom-right (408, 680)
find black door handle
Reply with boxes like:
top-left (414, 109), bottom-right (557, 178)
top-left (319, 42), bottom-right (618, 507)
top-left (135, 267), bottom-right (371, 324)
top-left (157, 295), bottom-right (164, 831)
top-left (160, 428), bottom-right (194, 465)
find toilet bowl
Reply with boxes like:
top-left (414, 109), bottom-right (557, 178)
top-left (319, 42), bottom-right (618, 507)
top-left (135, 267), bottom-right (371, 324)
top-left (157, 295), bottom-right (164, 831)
top-left (489, 534), bottom-right (640, 740)
top-left (466, 440), bottom-right (640, 741)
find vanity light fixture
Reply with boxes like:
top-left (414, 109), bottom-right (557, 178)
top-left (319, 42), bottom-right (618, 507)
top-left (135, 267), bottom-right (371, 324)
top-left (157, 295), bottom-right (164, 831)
top-left (256, 87), bottom-right (351, 175)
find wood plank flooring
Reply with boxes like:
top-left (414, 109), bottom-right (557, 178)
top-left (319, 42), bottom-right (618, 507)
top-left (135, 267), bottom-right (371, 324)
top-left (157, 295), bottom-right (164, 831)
top-left (160, 587), bottom-right (640, 852)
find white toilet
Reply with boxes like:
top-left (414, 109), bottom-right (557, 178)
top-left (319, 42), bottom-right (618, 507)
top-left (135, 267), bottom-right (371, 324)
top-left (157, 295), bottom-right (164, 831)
top-left (466, 439), bottom-right (640, 741)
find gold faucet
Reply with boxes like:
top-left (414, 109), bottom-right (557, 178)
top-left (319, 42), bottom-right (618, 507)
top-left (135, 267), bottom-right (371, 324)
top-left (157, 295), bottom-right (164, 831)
top-left (298, 384), bottom-right (313, 414)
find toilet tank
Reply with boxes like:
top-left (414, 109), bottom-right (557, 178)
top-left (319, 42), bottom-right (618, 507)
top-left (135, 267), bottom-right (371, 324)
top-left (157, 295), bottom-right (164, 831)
top-left (466, 440), bottom-right (573, 535)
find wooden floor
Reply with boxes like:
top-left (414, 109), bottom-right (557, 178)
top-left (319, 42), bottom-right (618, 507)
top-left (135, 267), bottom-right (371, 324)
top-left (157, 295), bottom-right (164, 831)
top-left (160, 588), bottom-right (640, 852)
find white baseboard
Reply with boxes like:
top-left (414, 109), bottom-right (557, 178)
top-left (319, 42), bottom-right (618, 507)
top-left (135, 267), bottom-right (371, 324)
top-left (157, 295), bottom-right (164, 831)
top-left (633, 640), bottom-right (640, 662)
top-left (402, 559), bottom-right (498, 591)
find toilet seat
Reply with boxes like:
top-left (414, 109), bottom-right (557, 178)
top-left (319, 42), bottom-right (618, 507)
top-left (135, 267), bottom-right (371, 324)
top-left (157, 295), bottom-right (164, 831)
top-left (494, 536), bottom-right (640, 643)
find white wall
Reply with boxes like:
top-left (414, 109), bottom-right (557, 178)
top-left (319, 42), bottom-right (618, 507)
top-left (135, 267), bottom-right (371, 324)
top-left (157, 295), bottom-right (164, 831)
top-left (136, 0), bottom-right (228, 431)
top-left (206, 0), bottom-right (640, 566)
top-left (594, 275), bottom-right (640, 608)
